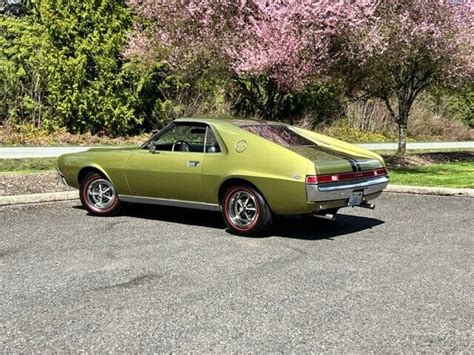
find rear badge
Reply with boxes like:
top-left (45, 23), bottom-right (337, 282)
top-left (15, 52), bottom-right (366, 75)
top-left (235, 140), bottom-right (247, 153)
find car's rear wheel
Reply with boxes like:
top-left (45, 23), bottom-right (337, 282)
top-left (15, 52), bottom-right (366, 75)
top-left (80, 172), bottom-right (121, 215)
top-left (222, 185), bottom-right (272, 237)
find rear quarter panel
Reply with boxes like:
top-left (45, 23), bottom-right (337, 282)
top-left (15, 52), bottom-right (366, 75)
top-left (205, 123), bottom-right (314, 214)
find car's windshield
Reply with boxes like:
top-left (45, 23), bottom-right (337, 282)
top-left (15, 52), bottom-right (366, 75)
top-left (240, 124), bottom-right (315, 147)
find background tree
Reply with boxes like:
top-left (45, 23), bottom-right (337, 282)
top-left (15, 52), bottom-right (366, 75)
top-left (337, 0), bottom-right (473, 154)
top-left (0, 18), bottom-right (52, 127)
top-left (2, 0), bottom-right (472, 141)
top-left (1, 0), bottom-right (142, 135)
top-left (125, 0), bottom-right (371, 122)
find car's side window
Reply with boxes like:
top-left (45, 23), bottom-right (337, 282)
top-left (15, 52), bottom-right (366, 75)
top-left (153, 124), bottom-right (207, 152)
top-left (205, 127), bottom-right (221, 153)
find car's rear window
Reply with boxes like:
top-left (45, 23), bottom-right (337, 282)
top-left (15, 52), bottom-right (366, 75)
top-left (240, 124), bottom-right (314, 147)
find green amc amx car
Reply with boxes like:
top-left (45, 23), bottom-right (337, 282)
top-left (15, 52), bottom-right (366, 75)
top-left (57, 118), bottom-right (389, 236)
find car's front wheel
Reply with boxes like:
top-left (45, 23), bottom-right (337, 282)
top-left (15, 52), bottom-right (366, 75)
top-left (222, 185), bottom-right (272, 237)
top-left (80, 172), bottom-right (121, 215)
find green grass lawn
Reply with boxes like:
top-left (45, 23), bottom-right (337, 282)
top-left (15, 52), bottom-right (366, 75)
top-left (0, 158), bottom-right (57, 174)
top-left (389, 161), bottom-right (474, 189)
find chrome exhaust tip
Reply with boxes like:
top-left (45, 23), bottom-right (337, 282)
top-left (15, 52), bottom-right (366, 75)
top-left (311, 212), bottom-right (337, 221)
top-left (358, 202), bottom-right (375, 209)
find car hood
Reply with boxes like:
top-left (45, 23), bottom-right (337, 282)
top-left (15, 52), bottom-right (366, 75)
top-left (288, 145), bottom-right (383, 175)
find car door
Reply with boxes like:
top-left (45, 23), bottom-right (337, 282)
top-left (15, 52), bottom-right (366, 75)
top-left (123, 123), bottom-right (206, 202)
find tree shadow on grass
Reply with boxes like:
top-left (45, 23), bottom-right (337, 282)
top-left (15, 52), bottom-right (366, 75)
top-left (73, 203), bottom-right (384, 241)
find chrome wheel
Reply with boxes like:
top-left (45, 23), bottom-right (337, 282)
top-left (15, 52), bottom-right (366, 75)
top-left (227, 190), bottom-right (258, 228)
top-left (86, 179), bottom-right (116, 210)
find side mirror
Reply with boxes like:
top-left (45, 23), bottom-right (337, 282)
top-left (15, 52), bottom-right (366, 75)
top-left (147, 142), bottom-right (157, 154)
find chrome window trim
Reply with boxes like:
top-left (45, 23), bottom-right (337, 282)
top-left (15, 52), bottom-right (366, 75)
top-left (140, 121), bottom-right (175, 149)
top-left (203, 126), bottom-right (208, 152)
top-left (118, 195), bottom-right (221, 211)
top-left (205, 123), bottom-right (227, 154)
top-left (204, 126), bottom-right (222, 154)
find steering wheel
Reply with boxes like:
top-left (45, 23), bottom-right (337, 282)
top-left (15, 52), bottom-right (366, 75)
top-left (171, 140), bottom-right (191, 152)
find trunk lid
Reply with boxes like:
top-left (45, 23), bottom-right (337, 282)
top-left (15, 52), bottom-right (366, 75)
top-left (288, 145), bottom-right (383, 175)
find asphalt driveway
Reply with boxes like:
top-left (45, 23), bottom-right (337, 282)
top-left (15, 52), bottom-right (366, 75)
top-left (0, 193), bottom-right (472, 352)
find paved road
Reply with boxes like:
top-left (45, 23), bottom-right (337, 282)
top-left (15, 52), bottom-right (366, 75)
top-left (358, 141), bottom-right (474, 151)
top-left (0, 146), bottom-right (101, 159)
top-left (1, 193), bottom-right (473, 352)
top-left (1, 141), bottom-right (473, 159)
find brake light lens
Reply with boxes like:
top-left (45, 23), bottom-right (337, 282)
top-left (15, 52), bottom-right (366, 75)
top-left (374, 168), bottom-right (388, 176)
top-left (306, 168), bottom-right (388, 185)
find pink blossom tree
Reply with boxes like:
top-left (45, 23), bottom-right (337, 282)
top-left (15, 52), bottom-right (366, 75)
top-left (125, 0), bottom-right (374, 83)
top-left (338, 0), bottom-right (473, 154)
top-left (228, 1), bottom-right (376, 89)
top-left (228, 1), bottom-right (473, 155)
top-left (125, 1), bottom-right (251, 69)
top-left (126, 0), bottom-right (375, 119)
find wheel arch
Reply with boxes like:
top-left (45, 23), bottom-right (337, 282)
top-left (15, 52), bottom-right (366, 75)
top-left (218, 177), bottom-right (272, 211)
top-left (77, 166), bottom-right (112, 186)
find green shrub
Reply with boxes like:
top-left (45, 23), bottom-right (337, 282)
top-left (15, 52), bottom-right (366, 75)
top-left (226, 76), bottom-right (343, 123)
top-left (1, 0), bottom-right (142, 136)
top-left (0, 123), bottom-right (147, 146)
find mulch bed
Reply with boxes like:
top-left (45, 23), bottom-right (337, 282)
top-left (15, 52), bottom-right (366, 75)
top-left (0, 172), bottom-right (74, 196)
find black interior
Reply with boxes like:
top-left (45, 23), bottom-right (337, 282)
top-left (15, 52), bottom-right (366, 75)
top-left (154, 142), bottom-right (220, 153)
top-left (144, 122), bottom-right (222, 153)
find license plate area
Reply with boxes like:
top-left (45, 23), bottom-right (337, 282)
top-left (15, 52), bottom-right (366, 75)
top-left (348, 191), bottom-right (363, 206)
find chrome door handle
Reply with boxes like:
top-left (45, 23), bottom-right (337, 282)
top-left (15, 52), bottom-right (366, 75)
top-left (187, 160), bottom-right (200, 167)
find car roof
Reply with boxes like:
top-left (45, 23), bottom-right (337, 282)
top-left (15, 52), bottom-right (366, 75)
top-left (174, 117), bottom-right (287, 128)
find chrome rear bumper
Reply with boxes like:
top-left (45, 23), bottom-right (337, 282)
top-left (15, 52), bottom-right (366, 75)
top-left (307, 176), bottom-right (389, 202)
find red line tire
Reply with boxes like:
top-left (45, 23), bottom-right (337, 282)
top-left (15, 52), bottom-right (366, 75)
top-left (222, 185), bottom-right (272, 237)
top-left (79, 172), bottom-right (121, 216)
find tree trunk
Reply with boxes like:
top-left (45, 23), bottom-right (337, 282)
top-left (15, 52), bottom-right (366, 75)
top-left (396, 101), bottom-right (410, 155)
top-left (397, 122), bottom-right (407, 155)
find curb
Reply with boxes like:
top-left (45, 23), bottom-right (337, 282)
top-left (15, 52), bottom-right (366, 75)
top-left (0, 185), bottom-right (472, 207)
top-left (0, 191), bottom-right (79, 206)
top-left (385, 185), bottom-right (474, 198)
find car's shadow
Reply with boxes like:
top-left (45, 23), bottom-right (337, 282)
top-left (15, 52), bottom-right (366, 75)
top-left (269, 214), bottom-right (384, 240)
top-left (74, 204), bottom-right (384, 241)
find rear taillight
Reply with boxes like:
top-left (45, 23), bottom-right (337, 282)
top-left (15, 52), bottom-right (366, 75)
top-left (374, 168), bottom-right (388, 176)
top-left (306, 168), bottom-right (388, 185)
top-left (306, 175), bottom-right (339, 184)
